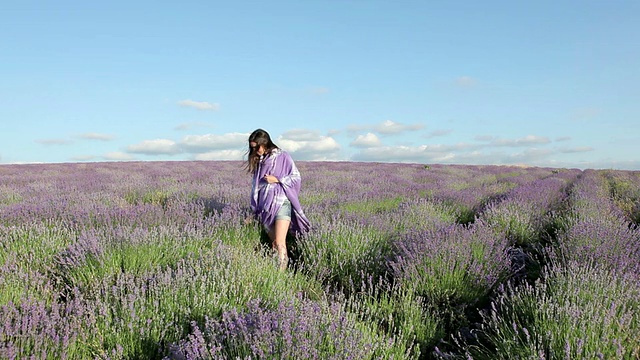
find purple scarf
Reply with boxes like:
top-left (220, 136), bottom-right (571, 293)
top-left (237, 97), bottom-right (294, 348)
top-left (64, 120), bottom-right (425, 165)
top-left (251, 149), bottom-right (311, 235)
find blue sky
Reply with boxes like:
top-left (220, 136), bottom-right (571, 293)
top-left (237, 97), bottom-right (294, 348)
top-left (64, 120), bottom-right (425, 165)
top-left (2, 1), bottom-right (639, 169)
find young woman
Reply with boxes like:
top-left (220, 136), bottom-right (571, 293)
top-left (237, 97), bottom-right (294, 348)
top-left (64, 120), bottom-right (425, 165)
top-left (245, 129), bottom-right (311, 270)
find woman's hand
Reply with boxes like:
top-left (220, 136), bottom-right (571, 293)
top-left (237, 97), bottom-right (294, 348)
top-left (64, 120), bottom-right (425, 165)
top-left (263, 174), bottom-right (279, 184)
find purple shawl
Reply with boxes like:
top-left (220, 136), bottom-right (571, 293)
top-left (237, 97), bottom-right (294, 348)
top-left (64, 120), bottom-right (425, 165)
top-left (250, 149), bottom-right (311, 235)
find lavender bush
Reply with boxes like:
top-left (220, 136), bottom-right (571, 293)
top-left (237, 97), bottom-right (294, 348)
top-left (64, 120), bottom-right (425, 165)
top-left (423, 165), bottom-right (560, 224)
top-left (481, 170), bottom-right (578, 247)
top-left (341, 277), bottom-right (441, 357)
top-left (602, 169), bottom-right (640, 224)
top-left (167, 296), bottom-right (415, 359)
top-left (0, 294), bottom-right (96, 359)
top-left (1, 222), bottom-right (74, 306)
top-left (450, 259), bottom-right (640, 359)
top-left (443, 168), bottom-right (640, 359)
top-left (555, 169), bottom-right (640, 275)
top-left (389, 221), bottom-right (511, 312)
top-left (2, 161), bottom-right (638, 359)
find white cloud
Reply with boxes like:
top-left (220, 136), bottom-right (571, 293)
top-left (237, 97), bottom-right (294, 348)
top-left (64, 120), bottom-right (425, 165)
top-left (586, 159), bottom-right (640, 170)
top-left (78, 133), bottom-right (114, 141)
top-left (193, 149), bottom-right (245, 161)
top-left (559, 146), bottom-right (594, 153)
top-left (36, 138), bottom-right (72, 145)
top-left (127, 139), bottom-right (181, 155)
top-left (446, 142), bottom-right (484, 151)
top-left (517, 135), bottom-right (551, 145)
top-left (112, 126), bottom-right (611, 170)
top-left (351, 144), bottom-right (455, 163)
top-left (453, 151), bottom-right (502, 165)
top-left (123, 130), bottom-right (341, 161)
top-left (505, 148), bottom-right (555, 165)
top-left (346, 124), bottom-right (369, 133)
top-left (349, 139), bottom-right (565, 166)
top-left (278, 130), bottom-right (342, 160)
top-left (281, 129), bottom-right (325, 142)
top-left (350, 133), bottom-right (382, 148)
top-left (474, 135), bottom-right (494, 142)
top-left (347, 120), bottom-right (424, 136)
top-left (174, 122), bottom-right (212, 131)
top-left (477, 135), bottom-right (551, 147)
top-left (181, 132), bottom-right (248, 153)
top-left (375, 120), bottom-right (424, 134)
top-left (103, 152), bottom-right (135, 161)
top-left (424, 129), bottom-right (452, 138)
top-left (178, 99), bottom-right (220, 111)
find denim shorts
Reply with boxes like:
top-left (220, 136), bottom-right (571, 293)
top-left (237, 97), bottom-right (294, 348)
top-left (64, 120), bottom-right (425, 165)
top-left (275, 199), bottom-right (291, 221)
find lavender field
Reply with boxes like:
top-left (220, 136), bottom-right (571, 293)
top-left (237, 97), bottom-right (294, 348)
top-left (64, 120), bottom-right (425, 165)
top-left (1, 161), bottom-right (639, 359)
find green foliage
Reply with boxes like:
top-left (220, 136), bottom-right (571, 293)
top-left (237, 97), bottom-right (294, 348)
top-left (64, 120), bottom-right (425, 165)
top-left (394, 200), bottom-right (460, 231)
top-left (0, 224), bottom-right (73, 306)
top-left (297, 221), bottom-right (393, 295)
top-left (484, 202), bottom-right (539, 246)
top-left (604, 170), bottom-right (640, 224)
top-left (61, 235), bottom-right (218, 290)
top-left (299, 190), bottom-right (337, 206)
top-left (340, 196), bottom-right (405, 215)
top-left (0, 223), bottom-right (72, 268)
top-left (82, 246), bottom-right (325, 359)
top-left (0, 275), bottom-right (37, 306)
top-left (5, 162), bottom-right (639, 359)
top-left (441, 200), bottom-right (477, 225)
top-left (345, 282), bottom-right (443, 358)
top-left (462, 261), bottom-right (640, 359)
top-left (124, 188), bottom-right (172, 207)
top-left (0, 187), bottom-right (22, 205)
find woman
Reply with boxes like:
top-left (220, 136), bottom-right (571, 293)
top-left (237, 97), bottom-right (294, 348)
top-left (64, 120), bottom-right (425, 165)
top-left (245, 129), bottom-right (311, 270)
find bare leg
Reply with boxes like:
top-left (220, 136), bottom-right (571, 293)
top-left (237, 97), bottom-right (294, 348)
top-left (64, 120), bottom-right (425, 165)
top-left (268, 219), bottom-right (291, 270)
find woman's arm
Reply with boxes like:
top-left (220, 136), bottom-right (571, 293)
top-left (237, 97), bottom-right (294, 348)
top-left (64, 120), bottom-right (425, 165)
top-left (263, 174), bottom-right (280, 184)
top-left (264, 151), bottom-right (301, 189)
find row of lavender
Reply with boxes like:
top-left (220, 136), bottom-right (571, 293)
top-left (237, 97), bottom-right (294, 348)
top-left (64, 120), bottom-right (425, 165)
top-left (603, 169), bottom-right (640, 225)
top-left (450, 169), bottom-right (640, 359)
top-left (0, 162), bottom-right (580, 358)
top-left (167, 163), bottom-right (578, 358)
top-left (0, 161), bottom-right (637, 358)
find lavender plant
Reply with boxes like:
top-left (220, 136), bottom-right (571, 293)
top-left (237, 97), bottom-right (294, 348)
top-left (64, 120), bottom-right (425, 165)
top-left (602, 169), bottom-right (640, 224)
top-left (392, 221), bottom-right (511, 303)
top-left (3, 160), bottom-right (638, 359)
top-left (555, 169), bottom-right (640, 275)
top-left (167, 296), bottom-right (415, 359)
top-left (12, 244), bottom-right (323, 359)
top-left (444, 169), bottom-right (640, 359)
top-left (1, 222), bottom-right (74, 306)
top-left (449, 259), bottom-right (640, 359)
top-left (341, 276), bottom-right (442, 358)
top-left (481, 171), bottom-right (578, 247)
top-left (297, 218), bottom-right (394, 295)
top-left (388, 220), bottom-right (512, 338)
top-left (0, 292), bottom-right (97, 359)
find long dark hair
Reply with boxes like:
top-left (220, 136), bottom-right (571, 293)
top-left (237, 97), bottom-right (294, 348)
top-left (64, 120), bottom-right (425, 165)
top-left (245, 129), bottom-right (279, 174)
